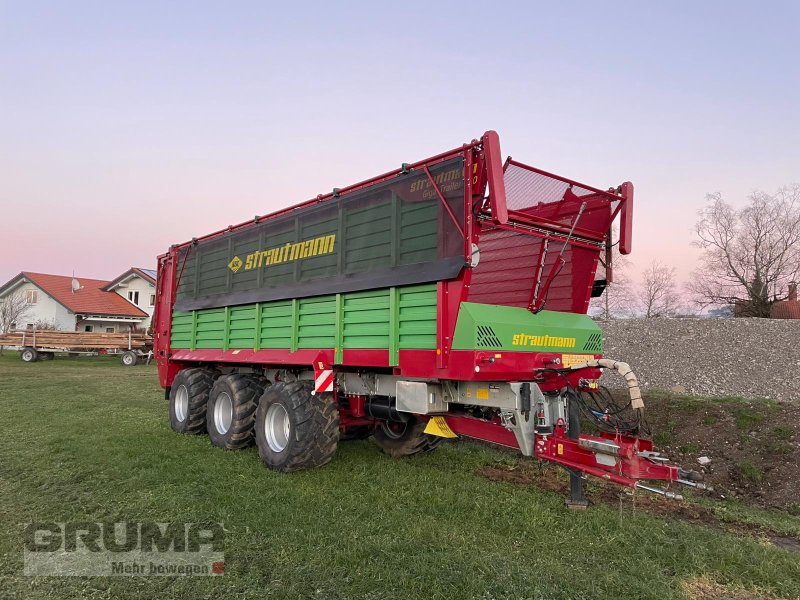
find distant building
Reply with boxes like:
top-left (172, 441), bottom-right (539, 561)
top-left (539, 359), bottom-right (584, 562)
top-left (101, 268), bottom-right (158, 327)
top-left (771, 282), bottom-right (799, 319)
top-left (0, 268), bottom-right (157, 332)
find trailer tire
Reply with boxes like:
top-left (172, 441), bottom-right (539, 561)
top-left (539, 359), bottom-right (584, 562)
top-left (255, 381), bottom-right (339, 472)
top-left (121, 351), bottom-right (138, 366)
top-left (20, 348), bottom-right (38, 363)
top-left (207, 374), bottom-right (266, 450)
top-left (169, 368), bottom-right (215, 434)
top-left (373, 419), bottom-right (442, 457)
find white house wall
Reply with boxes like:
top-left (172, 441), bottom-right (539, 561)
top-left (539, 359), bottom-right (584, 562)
top-left (3, 281), bottom-right (76, 331)
top-left (112, 275), bottom-right (155, 328)
top-left (75, 318), bottom-right (144, 334)
top-left (53, 300), bottom-right (77, 330)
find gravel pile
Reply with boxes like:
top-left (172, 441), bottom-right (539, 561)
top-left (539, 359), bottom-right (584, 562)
top-left (597, 318), bottom-right (800, 402)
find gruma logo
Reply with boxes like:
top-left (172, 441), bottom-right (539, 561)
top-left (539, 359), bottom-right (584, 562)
top-left (23, 522), bottom-right (224, 577)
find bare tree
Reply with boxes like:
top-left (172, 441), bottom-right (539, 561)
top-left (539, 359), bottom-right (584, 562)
top-left (0, 291), bottom-right (30, 354)
top-left (0, 291), bottom-right (30, 333)
top-left (638, 260), bottom-right (680, 318)
top-left (589, 238), bottom-right (636, 319)
top-left (689, 184), bottom-right (800, 317)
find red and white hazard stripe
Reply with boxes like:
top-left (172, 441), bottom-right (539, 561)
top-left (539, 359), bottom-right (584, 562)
top-left (314, 368), bottom-right (334, 393)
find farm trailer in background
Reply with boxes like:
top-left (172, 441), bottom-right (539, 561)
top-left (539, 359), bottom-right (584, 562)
top-left (154, 131), bottom-right (703, 504)
top-left (0, 329), bottom-right (152, 366)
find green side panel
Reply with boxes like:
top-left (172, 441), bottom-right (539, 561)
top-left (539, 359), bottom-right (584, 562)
top-left (171, 284), bottom-right (438, 354)
top-left (194, 308), bottom-right (226, 349)
top-left (260, 300), bottom-right (293, 349)
top-left (228, 305), bottom-right (257, 349)
top-left (334, 294), bottom-right (343, 363)
top-left (298, 296), bottom-right (336, 349)
top-left (342, 289), bottom-right (390, 349)
top-left (170, 312), bottom-right (193, 349)
top-left (398, 284), bottom-right (437, 349)
top-left (452, 302), bottom-right (603, 353)
top-left (388, 287), bottom-right (399, 365)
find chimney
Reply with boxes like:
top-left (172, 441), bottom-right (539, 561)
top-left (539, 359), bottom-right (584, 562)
top-left (789, 282), bottom-right (798, 302)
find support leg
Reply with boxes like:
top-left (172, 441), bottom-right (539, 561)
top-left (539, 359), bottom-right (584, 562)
top-left (566, 391), bottom-right (589, 509)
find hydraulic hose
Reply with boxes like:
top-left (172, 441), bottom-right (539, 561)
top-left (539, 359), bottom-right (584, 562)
top-left (567, 359), bottom-right (644, 410)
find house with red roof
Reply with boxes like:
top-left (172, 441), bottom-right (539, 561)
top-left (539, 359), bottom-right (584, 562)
top-left (771, 282), bottom-right (799, 319)
top-left (0, 268), bottom-right (157, 333)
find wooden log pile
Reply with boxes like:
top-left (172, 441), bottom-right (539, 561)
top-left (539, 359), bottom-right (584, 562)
top-left (0, 330), bottom-right (152, 350)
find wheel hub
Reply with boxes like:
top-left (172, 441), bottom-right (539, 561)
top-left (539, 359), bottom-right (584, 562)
top-left (214, 392), bottom-right (233, 434)
top-left (265, 403), bottom-right (290, 452)
top-left (381, 421), bottom-right (408, 440)
top-left (175, 385), bottom-right (189, 422)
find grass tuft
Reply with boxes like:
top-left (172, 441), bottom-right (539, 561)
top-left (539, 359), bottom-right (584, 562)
top-left (736, 460), bottom-right (764, 484)
top-left (735, 409), bottom-right (767, 431)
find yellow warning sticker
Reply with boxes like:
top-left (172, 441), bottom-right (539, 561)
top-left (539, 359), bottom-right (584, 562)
top-left (557, 443), bottom-right (564, 455)
top-left (561, 354), bottom-right (595, 368)
top-left (476, 388), bottom-right (490, 400)
top-left (424, 416), bottom-right (458, 439)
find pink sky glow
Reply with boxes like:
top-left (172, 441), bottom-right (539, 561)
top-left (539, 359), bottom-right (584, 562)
top-left (1, 2), bottom-right (797, 291)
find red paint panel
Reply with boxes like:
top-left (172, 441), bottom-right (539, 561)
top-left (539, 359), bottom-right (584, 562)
top-left (171, 348), bottom-right (337, 366)
top-left (483, 130), bottom-right (508, 225)
top-left (444, 415), bottom-right (520, 449)
top-left (397, 349), bottom-right (601, 390)
top-left (469, 226), bottom-right (600, 313)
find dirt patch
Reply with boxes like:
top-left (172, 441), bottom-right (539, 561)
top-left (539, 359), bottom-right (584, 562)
top-left (478, 462), bottom-right (798, 551)
top-left (632, 391), bottom-right (800, 511)
top-left (770, 536), bottom-right (800, 553)
top-left (682, 575), bottom-right (779, 600)
top-left (479, 462), bottom-right (718, 524)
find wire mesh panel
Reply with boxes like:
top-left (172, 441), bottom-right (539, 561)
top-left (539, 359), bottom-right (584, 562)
top-left (503, 161), bottom-right (620, 238)
top-left (505, 163), bottom-right (600, 210)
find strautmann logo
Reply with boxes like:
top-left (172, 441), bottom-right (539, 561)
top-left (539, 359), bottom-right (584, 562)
top-left (228, 233), bottom-right (336, 273)
top-left (511, 333), bottom-right (577, 348)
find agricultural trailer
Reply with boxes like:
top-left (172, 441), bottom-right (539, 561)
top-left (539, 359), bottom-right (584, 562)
top-left (154, 130), bottom-right (703, 504)
top-left (0, 329), bottom-right (152, 366)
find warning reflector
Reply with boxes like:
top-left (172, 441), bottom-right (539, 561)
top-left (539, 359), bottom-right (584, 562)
top-left (314, 367), bottom-right (334, 393)
top-left (424, 416), bottom-right (458, 439)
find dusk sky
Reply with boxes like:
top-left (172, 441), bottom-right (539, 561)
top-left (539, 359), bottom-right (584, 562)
top-left (1, 1), bottom-right (798, 287)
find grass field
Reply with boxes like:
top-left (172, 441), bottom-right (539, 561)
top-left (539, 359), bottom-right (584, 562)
top-left (0, 353), bottom-right (798, 599)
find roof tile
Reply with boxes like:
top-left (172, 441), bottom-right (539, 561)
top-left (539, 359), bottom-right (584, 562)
top-left (21, 272), bottom-right (148, 317)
